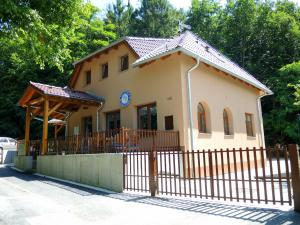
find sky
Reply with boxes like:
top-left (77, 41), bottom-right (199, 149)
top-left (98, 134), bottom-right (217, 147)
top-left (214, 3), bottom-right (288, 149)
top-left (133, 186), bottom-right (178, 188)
top-left (90, 0), bottom-right (300, 11)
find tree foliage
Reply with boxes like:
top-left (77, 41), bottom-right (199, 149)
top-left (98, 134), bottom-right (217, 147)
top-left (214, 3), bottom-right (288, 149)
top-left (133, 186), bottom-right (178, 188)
top-left (264, 61), bottom-right (300, 145)
top-left (105, 0), bottom-right (134, 38)
top-left (187, 0), bottom-right (221, 46)
top-left (0, 0), bottom-right (299, 146)
top-left (0, 0), bottom-right (115, 138)
top-left (129, 0), bottom-right (185, 37)
top-left (187, 0), bottom-right (300, 145)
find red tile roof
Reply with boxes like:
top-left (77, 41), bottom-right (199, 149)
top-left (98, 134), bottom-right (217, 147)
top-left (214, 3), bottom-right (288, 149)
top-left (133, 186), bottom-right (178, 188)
top-left (30, 82), bottom-right (104, 103)
top-left (72, 31), bottom-right (272, 94)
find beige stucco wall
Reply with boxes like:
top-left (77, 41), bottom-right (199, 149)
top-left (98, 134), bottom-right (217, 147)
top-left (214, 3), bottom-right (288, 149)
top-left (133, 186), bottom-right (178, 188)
top-left (37, 154), bottom-right (123, 192)
top-left (69, 44), bottom-right (186, 146)
top-left (68, 43), bottom-right (264, 150)
top-left (179, 55), bottom-right (263, 150)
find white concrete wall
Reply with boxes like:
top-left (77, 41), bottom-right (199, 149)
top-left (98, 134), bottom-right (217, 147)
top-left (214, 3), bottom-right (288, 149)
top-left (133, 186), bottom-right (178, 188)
top-left (37, 154), bottom-right (123, 192)
top-left (14, 155), bottom-right (33, 172)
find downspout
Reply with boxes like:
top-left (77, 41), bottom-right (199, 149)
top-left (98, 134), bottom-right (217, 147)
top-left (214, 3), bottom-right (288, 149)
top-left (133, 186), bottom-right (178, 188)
top-left (186, 57), bottom-right (200, 151)
top-left (257, 91), bottom-right (273, 148)
top-left (96, 103), bottom-right (105, 132)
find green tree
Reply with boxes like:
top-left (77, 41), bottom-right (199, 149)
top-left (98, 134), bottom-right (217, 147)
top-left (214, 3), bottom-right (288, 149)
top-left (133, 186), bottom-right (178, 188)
top-left (0, 0), bottom-right (84, 70)
top-left (219, 0), bottom-right (257, 68)
top-left (248, 0), bottom-right (300, 83)
top-left (105, 0), bottom-right (134, 38)
top-left (0, 0), bottom-right (116, 138)
top-left (264, 61), bottom-right (300, 145)
top-left (187, 0), bottom-right (221, 47)
top-left (130, 0), bottom-right (185, 37)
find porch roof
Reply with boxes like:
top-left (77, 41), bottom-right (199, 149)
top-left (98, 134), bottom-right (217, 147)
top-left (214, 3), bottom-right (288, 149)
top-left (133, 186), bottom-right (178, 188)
top-left (18, 81), bottom-right (104, 120)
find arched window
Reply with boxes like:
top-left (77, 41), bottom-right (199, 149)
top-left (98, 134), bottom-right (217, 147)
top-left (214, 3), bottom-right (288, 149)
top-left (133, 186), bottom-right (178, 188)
top-left (198, 103), bottom-right (206, 133)
top-left (223, 109), bottom-right (230, 135)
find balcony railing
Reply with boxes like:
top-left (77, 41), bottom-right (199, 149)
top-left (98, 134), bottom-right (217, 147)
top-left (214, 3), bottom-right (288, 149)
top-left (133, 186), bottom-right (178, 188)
top-left (28, 128), bottom-right (180, 155)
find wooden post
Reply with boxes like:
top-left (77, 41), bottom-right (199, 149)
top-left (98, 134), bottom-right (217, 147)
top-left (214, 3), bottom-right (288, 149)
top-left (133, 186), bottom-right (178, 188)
top-left (24, 106), bottom-right (31, 155)
top-left (42, 99), bottom-right (49, 155)
top-left (149, 131), bottom-right (157, 196)
top-left (54, 125), bottom-right (58, 139)
top-left (289, 144), bottom-right (300, 212)
top-left (208, 150), bottom-right (214, 199)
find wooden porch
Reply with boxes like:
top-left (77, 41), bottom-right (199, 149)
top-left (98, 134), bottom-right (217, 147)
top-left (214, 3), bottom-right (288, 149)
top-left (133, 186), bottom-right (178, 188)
top-left (18, 81), bottom-right (105, 156)
top-left (28, 128), bottom-right (180, 156)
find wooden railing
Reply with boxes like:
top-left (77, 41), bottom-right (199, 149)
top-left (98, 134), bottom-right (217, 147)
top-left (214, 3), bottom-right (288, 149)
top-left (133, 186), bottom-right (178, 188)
top-left (31, 128), bottom-right (180, 155)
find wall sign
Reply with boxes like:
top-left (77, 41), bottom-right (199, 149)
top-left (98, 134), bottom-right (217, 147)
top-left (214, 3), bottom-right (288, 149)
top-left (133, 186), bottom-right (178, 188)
top-left (120, 90), bottom-right (131, 107)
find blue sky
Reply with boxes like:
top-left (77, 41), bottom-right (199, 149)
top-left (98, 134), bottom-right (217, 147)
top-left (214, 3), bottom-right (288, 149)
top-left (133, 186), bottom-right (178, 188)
top-left (90, 0), bottom-right (300, 11)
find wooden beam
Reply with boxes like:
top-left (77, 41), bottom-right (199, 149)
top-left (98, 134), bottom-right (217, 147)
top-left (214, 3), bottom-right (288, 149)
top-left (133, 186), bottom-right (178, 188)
top-left (47, 95), bottom-right (101, 106)
top-left (42, 98), bottom-right (49, 155)
top-left (48, 102), bottom-right (63, 116)
top-left (28, 96), bottom-right (44, 105)
top-left (161, 54), bottom-right (171, 60)
top-left (24, 106), bottom-right (31, 156)
top-left (55, 125), bottom-right (64, 138)
top-left (69, 63), bottom-right (83, 88)
top-left (139, 60), bottom-right (156, 68)
top-left (19, 88), bottom-right (35, 107)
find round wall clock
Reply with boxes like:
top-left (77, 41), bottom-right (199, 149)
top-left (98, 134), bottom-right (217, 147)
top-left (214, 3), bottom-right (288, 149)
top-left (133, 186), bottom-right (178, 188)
top-left (120, 90), bottom-right (131, 107)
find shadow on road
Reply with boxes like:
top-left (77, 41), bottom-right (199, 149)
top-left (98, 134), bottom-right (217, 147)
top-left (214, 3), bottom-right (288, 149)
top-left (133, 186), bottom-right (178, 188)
top-left (1, 165), bottom-right (300, 225)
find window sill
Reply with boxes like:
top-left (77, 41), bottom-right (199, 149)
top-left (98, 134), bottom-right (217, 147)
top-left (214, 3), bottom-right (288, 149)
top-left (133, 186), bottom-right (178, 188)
top-left (247, 136), bottom-right (256, 140)
top-left (198, 132), bottom-right (212, 139)
top-left (120, 70), bottom-right (128, 73)
top-left (224, 134), bottom-right (234, 139)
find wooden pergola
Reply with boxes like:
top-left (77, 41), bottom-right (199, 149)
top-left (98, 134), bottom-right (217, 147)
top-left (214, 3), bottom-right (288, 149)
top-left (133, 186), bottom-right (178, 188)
top-left (18, 81), bottom-right (104, 155)
top-left (48, 119), bottom-right (66, 138)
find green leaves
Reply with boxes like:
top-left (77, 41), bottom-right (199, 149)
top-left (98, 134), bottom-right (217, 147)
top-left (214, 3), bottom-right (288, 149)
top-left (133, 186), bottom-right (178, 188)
top-left (105, 0), bottom-right (133, 38)
top-left (132, 0), bottom-right (184, 38)
top-left (187, 0), bottom-right (221, 46)
top-left (0, 0), bottom-right (116, 138)
top-left (264, 61), bottom-right (300, 145)
top-left (188, 0), bottom-right (300, 145)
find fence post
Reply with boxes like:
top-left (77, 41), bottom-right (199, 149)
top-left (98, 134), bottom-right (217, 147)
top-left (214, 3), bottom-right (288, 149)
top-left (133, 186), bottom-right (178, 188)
top-left (149, 131), bottom-right (157, 196)
top-left (208, 150), bottom-right (214, 198)
top-left (289, 144), bottom-right (300, 212)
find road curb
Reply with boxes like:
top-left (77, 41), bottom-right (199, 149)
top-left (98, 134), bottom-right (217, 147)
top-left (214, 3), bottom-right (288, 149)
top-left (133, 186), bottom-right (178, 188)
top-left (10, 166), bottom-right (25, 173)
top-left (33, 173), bottom-right (116, 195)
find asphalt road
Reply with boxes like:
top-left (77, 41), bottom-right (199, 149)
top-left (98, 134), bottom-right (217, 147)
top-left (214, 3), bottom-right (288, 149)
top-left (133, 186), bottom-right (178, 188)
top-left (1, 165), bottom-right (300, 225)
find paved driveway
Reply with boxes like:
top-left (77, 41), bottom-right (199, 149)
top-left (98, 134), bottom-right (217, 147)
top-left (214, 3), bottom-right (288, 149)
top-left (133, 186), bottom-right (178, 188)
top-left (0, 165), bottom-right (300, 225)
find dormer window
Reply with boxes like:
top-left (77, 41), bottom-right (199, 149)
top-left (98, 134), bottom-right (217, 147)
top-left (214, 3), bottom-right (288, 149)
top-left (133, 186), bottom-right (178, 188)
top-left (86, 70), bottom-right (91, 85)
top-left (102, 63), bottom-right (108, 79)
top-left (120, 54), bottom-right (129, 71)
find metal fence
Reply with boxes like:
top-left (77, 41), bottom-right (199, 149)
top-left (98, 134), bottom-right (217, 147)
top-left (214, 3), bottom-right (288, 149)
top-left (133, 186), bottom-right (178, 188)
top-left (124, 146), bottom-right (294, 206)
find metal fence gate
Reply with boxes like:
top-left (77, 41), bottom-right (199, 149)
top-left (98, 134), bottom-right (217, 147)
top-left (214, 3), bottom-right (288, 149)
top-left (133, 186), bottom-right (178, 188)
top-left (123, 145), bottom-right (299, 207)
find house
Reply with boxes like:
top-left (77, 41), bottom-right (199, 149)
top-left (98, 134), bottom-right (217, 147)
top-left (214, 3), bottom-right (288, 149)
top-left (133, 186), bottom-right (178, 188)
top-left (67, 30), bottom-right (272, 150)
top-left (18, 30), bottom-right (272, 153)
